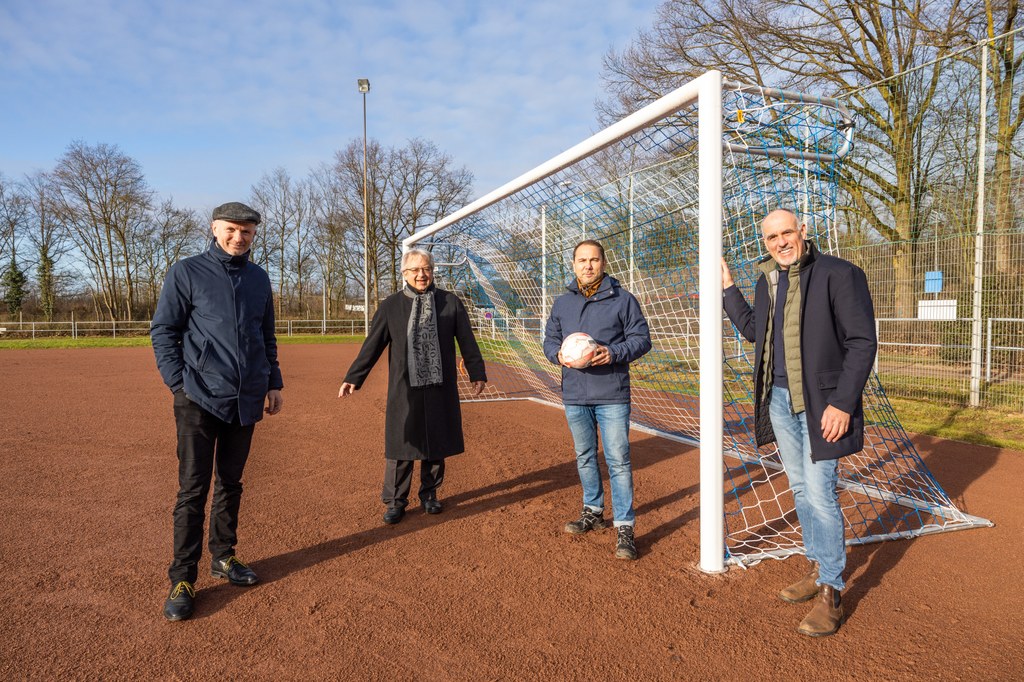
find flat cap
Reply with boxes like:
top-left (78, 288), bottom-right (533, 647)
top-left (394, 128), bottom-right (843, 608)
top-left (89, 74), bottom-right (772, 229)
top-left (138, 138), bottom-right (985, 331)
top-left (211, 201), bottom-right (261, 225)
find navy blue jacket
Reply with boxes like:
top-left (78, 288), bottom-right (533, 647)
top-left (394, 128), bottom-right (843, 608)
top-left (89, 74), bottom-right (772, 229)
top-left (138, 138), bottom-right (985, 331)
top-left (151, 240), bottom-right (283, 426)
top-left (544, 275), bottom-right (652, 405)
top-left (723, 241), bottom-right (876, 460)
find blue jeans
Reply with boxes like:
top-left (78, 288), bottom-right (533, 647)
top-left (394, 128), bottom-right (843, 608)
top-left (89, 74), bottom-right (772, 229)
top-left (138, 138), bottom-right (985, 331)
top-left (564, 403), bottom-right (635, 527)
top-left (769, 386), bottom-right (846, 591)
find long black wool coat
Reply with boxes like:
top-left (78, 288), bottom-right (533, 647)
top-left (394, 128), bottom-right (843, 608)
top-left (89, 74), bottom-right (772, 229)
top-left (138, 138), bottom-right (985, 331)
top-left (343, 286), bottom-right (487, 460)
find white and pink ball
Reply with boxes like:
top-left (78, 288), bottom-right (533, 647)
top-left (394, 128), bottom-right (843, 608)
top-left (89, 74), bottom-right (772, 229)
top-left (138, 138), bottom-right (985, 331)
top-left (560, 332), bottom-right (598, 368)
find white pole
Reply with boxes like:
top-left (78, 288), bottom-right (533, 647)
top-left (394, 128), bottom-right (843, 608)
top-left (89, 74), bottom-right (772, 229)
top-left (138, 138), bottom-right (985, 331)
top-left (362, 88), bottom-right (371, 336)
top-left (541, 205), bottom-right (547, 334)
top-left (698, 70), bottom-right (725, 574)
top-left (322, 285), bottom-right (327, 335)
top-left (970, 44), bottom-right (988, 408)
top-left (986, 316), bottom-right (993, 383)
top-left (874, 318), bottom-right (880, 374)
top-left (628, 173), bottom-right (635, 293)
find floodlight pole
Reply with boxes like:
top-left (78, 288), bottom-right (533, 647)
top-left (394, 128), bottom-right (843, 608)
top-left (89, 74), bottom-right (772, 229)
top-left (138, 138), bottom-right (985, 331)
top-left (358, 78), bottom-right (371, 334)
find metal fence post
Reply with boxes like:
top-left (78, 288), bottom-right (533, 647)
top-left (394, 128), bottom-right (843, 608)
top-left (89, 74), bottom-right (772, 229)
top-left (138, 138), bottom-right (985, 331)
top-left (986, 317), bottom-right (993, 384)
top-left (874, 318), bottom-right (880, 374)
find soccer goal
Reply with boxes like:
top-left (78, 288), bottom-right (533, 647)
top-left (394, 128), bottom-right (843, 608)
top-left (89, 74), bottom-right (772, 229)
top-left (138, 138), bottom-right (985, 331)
top-left (404, 70), bottom-right (992, 573)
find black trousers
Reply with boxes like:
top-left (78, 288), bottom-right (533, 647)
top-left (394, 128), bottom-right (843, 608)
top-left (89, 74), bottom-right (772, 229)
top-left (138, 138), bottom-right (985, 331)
top-left (381, 459), bottom-right (445, 509)
top-left (169, 391), bottom-right (255, 584)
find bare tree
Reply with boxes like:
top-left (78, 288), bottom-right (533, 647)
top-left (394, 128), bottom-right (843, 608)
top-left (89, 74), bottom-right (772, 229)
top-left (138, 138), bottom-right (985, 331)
top-left (250, 168), bottom-right (300, 316)
top-left (333, 140), bottom-right (386, 310)
top-left (601, 0), bottom-right (973, 317)
top-left (325, 139), bottom-right (473, 311)
top-left (49, 141), bottom-right (153, 320)
top-left (136, 199), bottom-right (205, 316)
top-left (0, 172), bottom-right (29, 268)
top-left (308, 163), bottom-right (358, 318)
top-left (979, 0), bottom-right (1024, 273)
top-left (375, 139), bottom-right (474, 291)
top-left (22, 172), bottom-right (71, 321)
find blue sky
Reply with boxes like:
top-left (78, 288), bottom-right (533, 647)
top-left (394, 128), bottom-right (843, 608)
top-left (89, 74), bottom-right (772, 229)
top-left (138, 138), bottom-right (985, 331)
top-left (0, 0), bottom-right (659, 215)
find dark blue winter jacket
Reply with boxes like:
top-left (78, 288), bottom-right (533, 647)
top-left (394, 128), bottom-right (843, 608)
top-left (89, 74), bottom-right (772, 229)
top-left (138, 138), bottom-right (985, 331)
top-left (151, 239), bottom-right (283, 425)
top-left (543, 275), bottom-right (652, 405)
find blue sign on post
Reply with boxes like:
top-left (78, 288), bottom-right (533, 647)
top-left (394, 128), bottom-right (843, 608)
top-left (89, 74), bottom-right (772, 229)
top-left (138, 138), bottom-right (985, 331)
top-left (924, 271), bottom-right (943, 294)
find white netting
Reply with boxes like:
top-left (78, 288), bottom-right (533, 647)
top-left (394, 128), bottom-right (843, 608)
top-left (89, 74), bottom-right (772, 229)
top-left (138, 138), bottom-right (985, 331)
top-left (416, 78), bottom-right (990, 567)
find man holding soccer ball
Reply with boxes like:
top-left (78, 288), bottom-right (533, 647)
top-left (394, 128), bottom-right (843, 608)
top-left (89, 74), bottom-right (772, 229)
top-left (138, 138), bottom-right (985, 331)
top-left (544, 240), bottom-right (651, 560)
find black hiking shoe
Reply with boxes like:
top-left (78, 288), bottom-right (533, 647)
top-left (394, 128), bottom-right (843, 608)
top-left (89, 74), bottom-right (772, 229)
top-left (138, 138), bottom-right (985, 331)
top-left (564, 508), bottom-right (607, 535)
top-left (615, 525), bottom-right (638, 560)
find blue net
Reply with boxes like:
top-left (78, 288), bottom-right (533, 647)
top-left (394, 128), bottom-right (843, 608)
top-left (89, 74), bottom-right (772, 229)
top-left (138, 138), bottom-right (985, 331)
top-left (423, 82), bottom-right (989, 566)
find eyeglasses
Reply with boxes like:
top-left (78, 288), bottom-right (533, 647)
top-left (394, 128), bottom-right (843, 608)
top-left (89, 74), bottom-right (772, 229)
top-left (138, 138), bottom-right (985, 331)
top-left (403, 267), bottom-right (434, 275)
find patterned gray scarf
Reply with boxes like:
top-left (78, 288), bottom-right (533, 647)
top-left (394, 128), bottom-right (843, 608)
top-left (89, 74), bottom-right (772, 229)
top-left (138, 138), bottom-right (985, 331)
top-left (404, 285), bottom-right (443, 387)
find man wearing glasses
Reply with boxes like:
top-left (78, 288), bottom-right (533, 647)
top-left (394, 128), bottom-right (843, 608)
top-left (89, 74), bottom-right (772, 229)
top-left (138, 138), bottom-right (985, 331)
top-left (339, 248), bottom-right (487, 524)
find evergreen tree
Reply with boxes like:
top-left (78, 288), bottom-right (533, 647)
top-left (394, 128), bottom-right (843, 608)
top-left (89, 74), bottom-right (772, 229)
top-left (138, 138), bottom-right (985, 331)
top-left (2, 257), bottom-right (29, 316)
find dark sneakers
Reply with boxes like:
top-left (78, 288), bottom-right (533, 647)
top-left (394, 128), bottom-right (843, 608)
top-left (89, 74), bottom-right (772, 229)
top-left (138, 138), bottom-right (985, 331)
top-left (163, 581), bottom-right (195, 621)
top-left (615, 525), bottom-right (638, 560)
top-left (383, 507), bottom-right (405, 524)
top-left (564, 508), bottom-right (607, 534)
top-left (211, 556), bottom-right (259, 586)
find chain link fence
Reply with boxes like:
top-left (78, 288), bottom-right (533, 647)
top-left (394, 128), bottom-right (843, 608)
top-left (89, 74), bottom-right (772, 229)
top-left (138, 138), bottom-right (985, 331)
top-left (833, 34), bottom-right (1024, 411)
top-left (0, 319), bottom-right (366, 339)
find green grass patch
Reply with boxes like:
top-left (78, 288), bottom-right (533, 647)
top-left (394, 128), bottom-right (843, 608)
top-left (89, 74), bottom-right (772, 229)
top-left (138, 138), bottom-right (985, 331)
top-left (0, 335), bottom-right (367, 350)
top-left (278, 335), bottom-right (364, 345)
top-left (889, 396), bottom-right (1024, 451)
top-left (0, 336), bottom-right (154, 349)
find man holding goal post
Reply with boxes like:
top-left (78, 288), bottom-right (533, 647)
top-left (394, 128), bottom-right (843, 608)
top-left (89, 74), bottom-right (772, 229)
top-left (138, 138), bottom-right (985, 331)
top-left (721, 208), bottom-right (876, 637)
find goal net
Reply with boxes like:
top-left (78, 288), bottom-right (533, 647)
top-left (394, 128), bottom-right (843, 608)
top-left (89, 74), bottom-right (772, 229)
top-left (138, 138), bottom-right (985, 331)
top-left (405, 71), bottom-right (991, 570)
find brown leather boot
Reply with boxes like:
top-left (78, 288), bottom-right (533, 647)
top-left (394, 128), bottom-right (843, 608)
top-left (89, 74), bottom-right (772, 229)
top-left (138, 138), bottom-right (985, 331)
top-left (778, 563), bottom-right (819, 603)
top-left (797, 585), bottom-right (844, 637)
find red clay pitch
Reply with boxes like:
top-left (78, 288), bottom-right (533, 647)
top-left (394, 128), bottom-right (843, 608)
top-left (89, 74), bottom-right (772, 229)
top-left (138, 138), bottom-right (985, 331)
top-left (1, 345), bottom-right (1021, 680)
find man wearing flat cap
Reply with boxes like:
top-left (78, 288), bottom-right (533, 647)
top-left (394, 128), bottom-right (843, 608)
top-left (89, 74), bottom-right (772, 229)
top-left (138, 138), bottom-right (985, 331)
top-left (151, 201), bottom-right (284, 621)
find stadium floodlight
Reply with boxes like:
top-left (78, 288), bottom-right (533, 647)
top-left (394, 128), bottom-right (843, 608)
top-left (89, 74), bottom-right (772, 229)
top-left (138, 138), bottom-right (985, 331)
top-left (358, 78), bottom-right (371, 333)
top-left (405, 71), bottom-right (992, 574)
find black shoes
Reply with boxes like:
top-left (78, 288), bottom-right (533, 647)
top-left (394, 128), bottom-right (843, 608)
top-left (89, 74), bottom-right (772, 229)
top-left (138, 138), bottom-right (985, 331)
top-left (615, 525), bottom-right (638, 560)
top-left (564, 508), bottom-right (607, 535)
top-left (165, 557), bottom-right (256, 621)
top-left (211, 556), bottom-right (259, 586)
top-left (163, 581), bottom-right (195, 621)
top-left (384, 500), bottom-right (441, 522)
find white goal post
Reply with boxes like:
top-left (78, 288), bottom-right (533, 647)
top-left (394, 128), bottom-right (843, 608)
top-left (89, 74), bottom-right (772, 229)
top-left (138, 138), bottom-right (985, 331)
top-left (403, 70), bottom-right (990, 574)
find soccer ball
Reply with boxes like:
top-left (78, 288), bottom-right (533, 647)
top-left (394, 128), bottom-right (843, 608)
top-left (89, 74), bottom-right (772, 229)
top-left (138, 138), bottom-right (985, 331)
top-left (560, 332), bottom-right (598, 368)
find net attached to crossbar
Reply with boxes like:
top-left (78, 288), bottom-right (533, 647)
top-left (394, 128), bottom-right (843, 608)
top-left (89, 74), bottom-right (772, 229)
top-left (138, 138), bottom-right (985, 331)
top-left (411, 77), bottom-right (991, 568)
